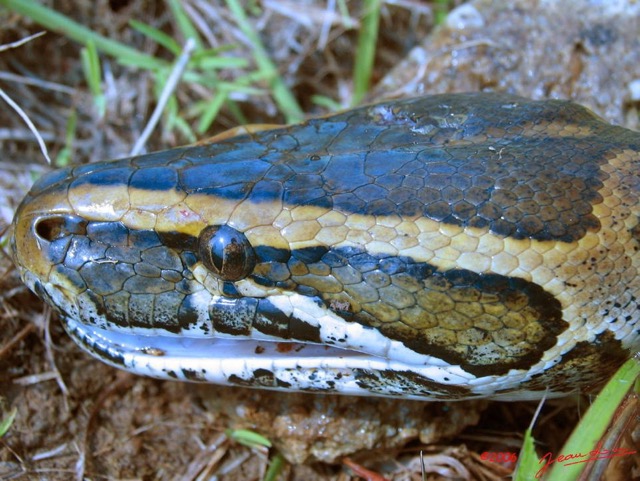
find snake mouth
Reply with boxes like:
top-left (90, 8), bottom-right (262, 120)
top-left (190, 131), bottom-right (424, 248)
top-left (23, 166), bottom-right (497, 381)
top-left (63, 317), bottom-right (366, 362)
top-left (60, 316), bottom-right (478, 393)
top-left (62, 316), bottom-right (416, 367)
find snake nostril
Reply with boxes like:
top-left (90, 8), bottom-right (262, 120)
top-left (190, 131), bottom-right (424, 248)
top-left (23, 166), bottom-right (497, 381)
top-left (34, 215), bottom-right (88, 242)
top-left (35, 217), bottom-right (64, 241)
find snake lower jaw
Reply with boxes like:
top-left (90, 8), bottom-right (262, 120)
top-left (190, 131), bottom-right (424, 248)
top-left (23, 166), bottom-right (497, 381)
top-left (57, 317), bottom-right (574, 401)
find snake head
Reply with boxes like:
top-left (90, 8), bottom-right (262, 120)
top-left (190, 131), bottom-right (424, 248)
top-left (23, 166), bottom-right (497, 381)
top-left (10, 94), bottom-right (640, 400)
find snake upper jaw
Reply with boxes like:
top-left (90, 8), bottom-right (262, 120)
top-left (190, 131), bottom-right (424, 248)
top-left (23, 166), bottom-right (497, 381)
top-left (60, 315), bottom-right (390, 377)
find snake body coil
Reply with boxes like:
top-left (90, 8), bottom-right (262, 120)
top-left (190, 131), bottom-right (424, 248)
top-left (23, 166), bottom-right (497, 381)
top-left (11, 93), bottom-right (640, 400)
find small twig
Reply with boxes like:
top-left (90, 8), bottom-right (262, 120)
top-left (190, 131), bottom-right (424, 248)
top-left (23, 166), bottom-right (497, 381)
top-left (318, 0), bottom-right (335, 50)
top-left (0, 128), bottom-right (58, 142)
top-left (0, 322), bottom-right (36, 359)
top-left (0, 284), bottom-right (31, 300)
top-left (528, 391), bottom-right (548, 432)
top-left (0, 437), bottom-right (26, 474)
top-left (0, 31), bottom-right (53, 164)
top-left (0, 87), bottom-right (52, 164)
top-left (0, 31), bottom-right (46, 52)
top-left (343, 457), bottom-right (390, 481)
top-left (212, 450), bottom-right (252, 478)
top-left (73, 441), bottom-right (86, 481)
top-left (42, 306), bottom-right (70, 402)
top-left (30, 442), bottom-right (69, 461)
top-left (130, 38), bottom-right (196, 156)
top-left (11, 371), bottom-right (61, 385)
top-left (0, 71), bottom-right (76, 95)
top-left (179, 433), bottom-right (230, 480)
top-left (0, 160), bottom-right (51, 174)
top-left (182, 0), bottom-right (218, 47)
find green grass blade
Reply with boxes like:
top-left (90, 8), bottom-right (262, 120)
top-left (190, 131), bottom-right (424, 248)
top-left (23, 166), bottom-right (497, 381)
top-left (0, 0), bottom-right (166, 69)
top-left (263, 453), bottom-right (285, 481)
top-left (311, 94), bottom-right (343, 111)
top-left (224, 97), bottom-right (249, 125)
top-left (173, 115), bottom-right (196, 143)
top-left (434, 0), bottom-right (452, 25)
top-left (514, 427), bottom-right (540, 481)
top-left (352, 0), bottom-right (381, 106)
top-left (543, 357), bottom-right (640, 481)
top-left (129, 19), bottom-right (181, 55)
top-left (192, 55), bottom-right (248, 70)
top-left (225, 0), bottom-right (303, 123)
top-left (227, 428), bottom-right (272, 449)
top-left (167, 0), bottom-right (203, 49)
top-left (197, 91), bottom-right (228, 134)
top-left (81, 40), bottom-right (101, 96)
top-left (337, 0), bottom-right (356, 28)
top-left (55, 109), bottom-right (77, 167)
top-left (80, 40), bottom-right (105, 118)
top-left (163, 92), bottom-right (179, 137)
top-left (513, 394), bottom-right (546, 481)
top-left (0, 406), bottom-right (17, 437)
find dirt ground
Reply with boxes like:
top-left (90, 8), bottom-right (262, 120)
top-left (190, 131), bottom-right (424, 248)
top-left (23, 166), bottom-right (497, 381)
top-left (1, 1), bottom-right (639, 480)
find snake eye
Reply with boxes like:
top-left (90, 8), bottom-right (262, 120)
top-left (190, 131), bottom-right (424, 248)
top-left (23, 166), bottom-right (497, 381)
top-left (198, 225), bottom-right (256, 281)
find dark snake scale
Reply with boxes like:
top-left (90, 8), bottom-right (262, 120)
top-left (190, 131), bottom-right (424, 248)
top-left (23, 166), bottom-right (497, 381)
top-left (11, 93), bottom-right (640, 400)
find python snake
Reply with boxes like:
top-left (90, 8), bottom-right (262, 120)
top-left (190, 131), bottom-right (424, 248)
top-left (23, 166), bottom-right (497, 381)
top-left (11, 92), bottom-right (640, 400)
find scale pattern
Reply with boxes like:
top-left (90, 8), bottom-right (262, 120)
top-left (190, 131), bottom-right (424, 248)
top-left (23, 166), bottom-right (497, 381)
top-left (11, 93), bottom-right (640, 400)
